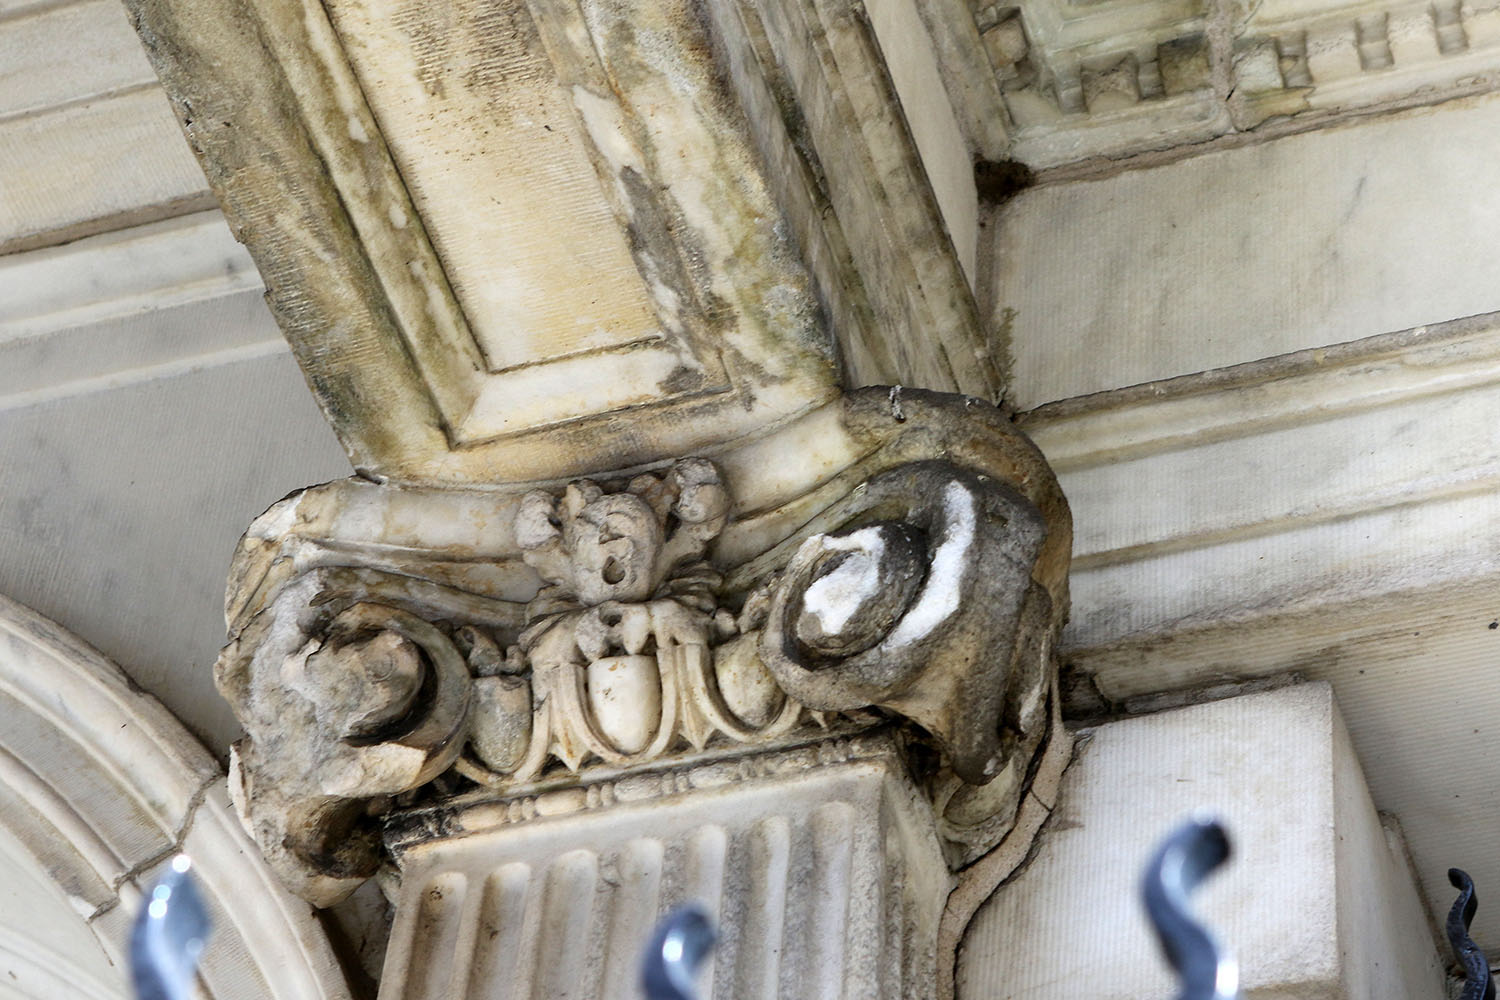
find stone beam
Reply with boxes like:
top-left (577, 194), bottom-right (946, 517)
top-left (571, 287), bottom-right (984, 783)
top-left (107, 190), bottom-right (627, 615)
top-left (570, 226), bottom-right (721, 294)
top-left (124, 0), bottom-right (1002, 486)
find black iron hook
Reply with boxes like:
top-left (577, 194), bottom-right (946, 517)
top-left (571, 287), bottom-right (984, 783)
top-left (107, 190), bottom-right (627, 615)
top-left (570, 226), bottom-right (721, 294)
top-left (1142, 815), bottom-right (1240, 1000)
top-left (641, 904), bottom-right (716, 1000)
top-left (130, 855), bottom-right (212, 1000)
top-left (1448, 868), bottom-right (1496, 1000)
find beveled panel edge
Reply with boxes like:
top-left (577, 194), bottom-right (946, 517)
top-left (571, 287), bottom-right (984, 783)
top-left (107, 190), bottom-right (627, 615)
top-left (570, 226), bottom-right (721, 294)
top-left (124, 0), bottom-right (478, 477)
top-left (706, 0), bottom-right (1005, 402)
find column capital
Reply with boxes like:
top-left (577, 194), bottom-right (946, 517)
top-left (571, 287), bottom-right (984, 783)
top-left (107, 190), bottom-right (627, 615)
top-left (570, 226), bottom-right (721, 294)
top-left (215, 388), bottom-right (1071, 907)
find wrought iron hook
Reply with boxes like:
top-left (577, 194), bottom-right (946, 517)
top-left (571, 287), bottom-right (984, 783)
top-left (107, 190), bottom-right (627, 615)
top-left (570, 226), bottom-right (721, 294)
top-left (1448, 868), bottom-right (1496, 1000)
top-left (1142, 815), bottom-right (1240, 1000)
top-left (130, 854), bottom-right (212, 1000)
top-left (641, 904), bottom-right (716, 1000)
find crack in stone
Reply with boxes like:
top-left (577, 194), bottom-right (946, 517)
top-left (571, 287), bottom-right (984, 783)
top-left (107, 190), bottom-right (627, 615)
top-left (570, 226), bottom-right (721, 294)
top-left (87, 773), bottom-right (221, 923)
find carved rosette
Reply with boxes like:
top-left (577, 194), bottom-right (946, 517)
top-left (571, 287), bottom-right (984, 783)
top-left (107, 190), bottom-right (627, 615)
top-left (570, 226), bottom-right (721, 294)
top-left (215, 388), bottom-right (1071, 905)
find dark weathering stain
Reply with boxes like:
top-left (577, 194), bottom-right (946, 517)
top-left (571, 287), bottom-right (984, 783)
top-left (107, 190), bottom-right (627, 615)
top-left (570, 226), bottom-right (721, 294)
top-left (459, 0), bottom-right (552, 99)
top-left (975, 159), bottom-right (1036, 206)
top-left (619, 166), bottom-right (708, 334)
top-left (659, 365), bottom-right (708, 396)
top-left (388, 0), bottom-right (549, 106)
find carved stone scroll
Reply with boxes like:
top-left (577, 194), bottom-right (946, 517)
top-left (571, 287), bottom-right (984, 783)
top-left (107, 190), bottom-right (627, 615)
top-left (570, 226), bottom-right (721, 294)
top-left (758, 460), bottom-right (1051, 785)
top-left (218, 587), bottom-right (476, 904)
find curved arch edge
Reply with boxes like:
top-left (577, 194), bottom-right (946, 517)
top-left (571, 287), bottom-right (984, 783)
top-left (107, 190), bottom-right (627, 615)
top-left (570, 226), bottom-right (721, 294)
top-left (0, 592), bottom-right (354, 1000)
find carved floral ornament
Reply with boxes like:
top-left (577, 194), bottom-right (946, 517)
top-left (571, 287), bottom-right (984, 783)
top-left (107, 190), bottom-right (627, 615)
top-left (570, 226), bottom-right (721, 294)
top-left (216, 389), bottom-right (1072, 907)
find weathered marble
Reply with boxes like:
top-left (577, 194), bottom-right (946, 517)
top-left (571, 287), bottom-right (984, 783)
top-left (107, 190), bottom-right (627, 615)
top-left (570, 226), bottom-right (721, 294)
top-left (216, 388), bottom-right (1072, 907)
top-left (20, 0), bottom-right (1499, 996)
top-left (380, 734), bottom-right (948, 1000)
top-left (705, 0), bottom-right (995, 392)
top-left (123, 0), bottom-right (1007, 485)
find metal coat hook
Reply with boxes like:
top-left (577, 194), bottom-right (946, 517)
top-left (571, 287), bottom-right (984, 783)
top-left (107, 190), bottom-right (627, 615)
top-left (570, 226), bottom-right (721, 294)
top-left (641, 904), bottom-right (716, 1000)
top-left (1448, 869), bottom-right (1495, 1000)
top-left (130, 855), bottom-right (211, 1000)
top-left (1142, 815), bottom-right (1240, 1000)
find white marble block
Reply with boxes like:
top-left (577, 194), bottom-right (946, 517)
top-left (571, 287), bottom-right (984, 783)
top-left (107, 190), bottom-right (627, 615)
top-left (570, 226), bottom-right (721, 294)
top-left (957, 683), bottom-right (1444, 1000)
top-left (378, 735), bottom-right (951, 1000)
top-left (1000, 91), bottom-right (1500, 410)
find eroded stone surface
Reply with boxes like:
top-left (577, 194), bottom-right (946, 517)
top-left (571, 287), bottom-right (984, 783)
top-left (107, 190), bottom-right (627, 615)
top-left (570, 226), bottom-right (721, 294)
top-left (381, 733), bottom-right (950, 1000)
top-left (127, 0), bottom-right (942, 484)
top-left (214, 389), bottom-right (1071, 906)
top-left (759, 462), bottom-right (1052, 793)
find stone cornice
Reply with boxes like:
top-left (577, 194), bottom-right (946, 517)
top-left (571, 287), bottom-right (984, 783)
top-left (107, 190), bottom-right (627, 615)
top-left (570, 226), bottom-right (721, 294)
top-left (0, 212), bottom-right (278, 412)
top-left (971, 0), bottom-right (1500, 166)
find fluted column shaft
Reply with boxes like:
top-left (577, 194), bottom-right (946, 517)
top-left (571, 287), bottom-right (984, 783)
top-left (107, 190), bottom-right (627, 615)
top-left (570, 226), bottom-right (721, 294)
top-left (379, 735), bottom-right (947, 1000)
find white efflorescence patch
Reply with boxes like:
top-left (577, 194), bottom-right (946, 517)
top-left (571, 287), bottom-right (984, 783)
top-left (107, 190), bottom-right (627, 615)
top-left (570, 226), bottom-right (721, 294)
top-left (253, 494), bottom-right (302, 541)
top-left (800, 527), bottom-right (889, 634)
top-left (1017, 678), bottom-right (1045, 731)
top-left (571, 86), bottom-right (647, 176)
top-left (883, 483), bottom-right (975, 648)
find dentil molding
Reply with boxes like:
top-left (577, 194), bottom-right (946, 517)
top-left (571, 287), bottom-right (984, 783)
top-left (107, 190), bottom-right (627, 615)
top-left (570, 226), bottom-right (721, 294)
top-left (969, 0), bottom-right (1500, 166)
